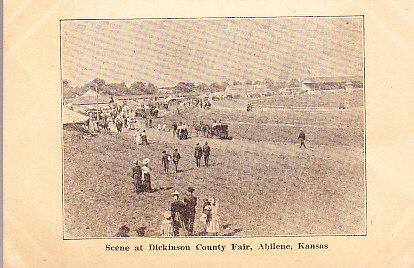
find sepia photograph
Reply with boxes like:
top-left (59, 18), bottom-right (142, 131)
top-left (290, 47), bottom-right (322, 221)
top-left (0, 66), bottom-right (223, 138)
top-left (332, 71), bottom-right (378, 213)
top-left (61, 17), bottom-right (365, 238)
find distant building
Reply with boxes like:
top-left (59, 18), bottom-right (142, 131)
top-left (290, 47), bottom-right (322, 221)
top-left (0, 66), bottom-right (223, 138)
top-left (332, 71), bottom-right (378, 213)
top-left (158, 87), bottom-right (174, 94)
top-left (225, 84), bottom-right (272, 97)
top-left (301, 76), bottom-right (363, 92)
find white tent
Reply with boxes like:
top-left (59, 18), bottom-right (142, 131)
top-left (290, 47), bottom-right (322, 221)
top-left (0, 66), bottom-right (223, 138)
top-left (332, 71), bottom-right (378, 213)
top-left (70, 90), bottom-right (111, 105)
top-left (63, 106), bottom-right (89, 125)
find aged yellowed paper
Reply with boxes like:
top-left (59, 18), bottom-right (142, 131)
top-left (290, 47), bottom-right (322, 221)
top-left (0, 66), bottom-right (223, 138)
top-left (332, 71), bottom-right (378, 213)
top-left (3, 0), bottom-right (414, 267)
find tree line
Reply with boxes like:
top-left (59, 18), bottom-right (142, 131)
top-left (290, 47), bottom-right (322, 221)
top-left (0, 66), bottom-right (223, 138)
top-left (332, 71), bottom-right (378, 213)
top-left (62, 77), bottom-right (301, 100)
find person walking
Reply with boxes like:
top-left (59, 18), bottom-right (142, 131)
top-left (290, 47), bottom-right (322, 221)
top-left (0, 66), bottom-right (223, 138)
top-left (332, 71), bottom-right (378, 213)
top-left (140, 129), bottom-right (148, 145)
top-left (184, 187), bottom-right (197, 236)
top-left (298, 128), bottom-right (307, 148)
top-left (170, 191), bottom-right (188, 236)
top-left (202, 141), bottom-right (211, 167)
top-left (176, 122), bottom-right (182, 139)
top-left (123, 114), bottom-right (128, 129)
top-left (172, 122), bottom-right (178, 137)
top-left (161, 150), bottom-right (171, 173)
top-left (131, 160), bottom-right (142, 194)
top-left (116, 118), bottom-right (123, 133)
top-left (141, 158), bottom-right (152, 192)
top-left (194, 143), bottom-right (203, 167)
top-left (172, 148), bottom-right (181, 173)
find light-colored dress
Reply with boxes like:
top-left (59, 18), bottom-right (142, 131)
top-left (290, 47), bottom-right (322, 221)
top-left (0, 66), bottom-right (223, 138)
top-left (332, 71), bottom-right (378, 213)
top-left (206, 202), bottom-right (220, 234)
top-left (141, 165), bottom-right (151, 191)
top-left (160, 219), bottom-right (174, 236)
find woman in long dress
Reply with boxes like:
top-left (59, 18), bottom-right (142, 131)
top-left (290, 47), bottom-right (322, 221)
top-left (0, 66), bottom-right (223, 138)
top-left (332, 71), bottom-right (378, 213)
top-left (131, 160), bottom-right (142, 194)
top-left (206, 197), bottom-right (220, 235)
top-left (200, 199), bottom-right (212, 235)
top-left (141, 158), bottom-right (151, 192)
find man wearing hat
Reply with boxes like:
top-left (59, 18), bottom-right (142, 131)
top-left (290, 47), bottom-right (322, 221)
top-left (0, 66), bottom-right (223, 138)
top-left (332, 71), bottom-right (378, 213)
top-left (194, 143), bottom-right (203, 167)
top-left (184, 187), bottom-right (197, 236)
top-left (131, 160), bottom-right (142, 193)
top-left (202, 141), bottom-right (211, 167)
top-left (140, 129), bottom-right (148, 145)
top-left (161, 150), bottom-right (171, 173)
top-left (172, 122), bottom-right (178, 137)
top-left (170, 191), bottom-right (187, 236)
top-left (172, 148), bottom-right (181, 173)
top-left (298, 128), bottom-right (307, 148)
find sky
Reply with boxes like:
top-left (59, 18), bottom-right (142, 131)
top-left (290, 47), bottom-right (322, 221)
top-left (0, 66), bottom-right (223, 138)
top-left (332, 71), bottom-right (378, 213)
top-left (61, 17), bottom-right (363, 87)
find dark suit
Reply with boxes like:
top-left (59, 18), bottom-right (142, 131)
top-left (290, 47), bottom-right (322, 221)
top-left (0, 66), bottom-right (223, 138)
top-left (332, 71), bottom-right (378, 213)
top-left (202, 145), bottom-right (210, 166)
top-left (184, 195), bottom-right (197, 235)
top-left (194, 146), bottom-right (203, 167)
top-left (171, 200), bottom-right (187, 236)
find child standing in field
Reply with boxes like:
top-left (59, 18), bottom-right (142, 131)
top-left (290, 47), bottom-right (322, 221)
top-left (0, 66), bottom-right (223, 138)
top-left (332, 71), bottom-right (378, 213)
top-left (298, 128), bottom-right (307, 148)
top-left (160, 211), bottom-right (174, 237)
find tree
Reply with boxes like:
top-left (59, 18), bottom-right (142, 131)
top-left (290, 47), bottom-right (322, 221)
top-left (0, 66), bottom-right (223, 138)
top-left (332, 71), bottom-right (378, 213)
top-left (197, 83), bottom-right (209, 91)
top-left (221, 81), bottom-right (230, 90)
top-left (233, 80), bottom-right (242, 86)
top-left (175, 82), bottom-right (195, 92)
top-left (92, 78), bottom-right (106, 89)
top-left (264, 78), bottom-right (274, 88)
top-left (130, 81), bottom-right (147, 94)
top-left (209, 82), bottom-right (222, 91)
top-left (145, 83), bottom-right (158, 94)
top-left (273, 80), bottom-right (286, 90)
top-left (288, 78), bottom-right (300, 87)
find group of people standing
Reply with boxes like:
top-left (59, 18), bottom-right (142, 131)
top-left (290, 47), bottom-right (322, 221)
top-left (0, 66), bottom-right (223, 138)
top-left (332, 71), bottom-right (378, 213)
top-left (172, 121), bottom-right (189, 140)
top-left (194, 142), bottom-right (211, 167)
top-left (131, 158), bottom-right (152, 193)
top-left (161, 149), bottom-right (181, 173)
top-left (130, 141), bottom-right (212, 194)
top-left (159, 141), bottom-right (211, 175)
top-left (135, 129), bottom-right (149, 145)
top-left (160, 188), bottom-right (220, 236)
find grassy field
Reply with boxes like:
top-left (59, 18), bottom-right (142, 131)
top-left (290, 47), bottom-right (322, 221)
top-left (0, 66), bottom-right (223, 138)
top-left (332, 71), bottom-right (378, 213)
top-left (251, 89), bottom-right (364, 108)
top-left (63, 90), bottom-right (365, 238)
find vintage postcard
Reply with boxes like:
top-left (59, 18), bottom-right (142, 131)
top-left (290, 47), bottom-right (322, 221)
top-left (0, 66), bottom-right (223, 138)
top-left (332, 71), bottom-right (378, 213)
top-left (61, 17), bottom-right (366, 239)
top-left (4, 0), bottom-right (413, 267)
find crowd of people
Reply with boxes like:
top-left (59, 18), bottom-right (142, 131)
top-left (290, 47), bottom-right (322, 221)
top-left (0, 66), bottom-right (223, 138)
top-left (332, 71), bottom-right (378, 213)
top-left (124, 140), bottom-right (215, 237)
top-left (131, 158), bottom-right (152, 193)
top-left (86, 99), bottom-right (309, 238)
top-left (116, 187), bottom-right (220, 237)
top-left (162, 188), bottom-right (220, 236)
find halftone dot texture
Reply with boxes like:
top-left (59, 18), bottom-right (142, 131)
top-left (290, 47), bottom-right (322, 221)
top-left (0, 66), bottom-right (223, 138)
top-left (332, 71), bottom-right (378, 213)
top-left (61, 17), bottom-right (363, 87)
